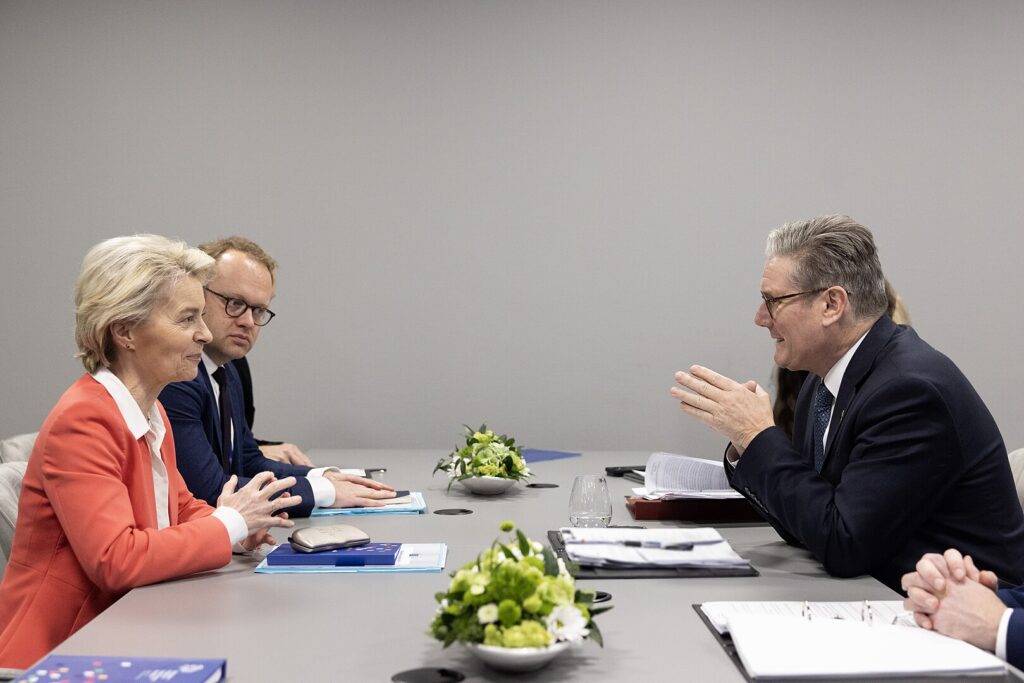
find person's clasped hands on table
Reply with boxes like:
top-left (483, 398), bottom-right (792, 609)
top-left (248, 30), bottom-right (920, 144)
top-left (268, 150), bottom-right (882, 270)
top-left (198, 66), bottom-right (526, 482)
top-left (902, 549), bottom-right (1011, 657)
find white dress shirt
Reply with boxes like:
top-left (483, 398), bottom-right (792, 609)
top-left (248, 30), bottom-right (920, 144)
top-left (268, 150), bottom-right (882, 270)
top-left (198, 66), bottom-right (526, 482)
top-left (727, 331), bottom-right (870, 466)
top-left (92, 368), bottom-right (247, 544)
top-left (818, 330), bottom-right (869, 450)
top-left (997, 607), bottom-right (1012, 661)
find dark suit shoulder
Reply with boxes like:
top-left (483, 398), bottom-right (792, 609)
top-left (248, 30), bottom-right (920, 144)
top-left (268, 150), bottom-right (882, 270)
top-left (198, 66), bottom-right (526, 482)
top-left (159, 374), bottom-right (210, 415)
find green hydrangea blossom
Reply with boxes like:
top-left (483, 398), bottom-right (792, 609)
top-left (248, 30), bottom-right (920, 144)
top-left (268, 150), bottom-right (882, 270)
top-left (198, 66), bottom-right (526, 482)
top-left (484, 620), bottom-right (553, 648)
top-left (433, 425), bottom-right (532, 488)
top-left (428, 522), bottom-right (611, 649)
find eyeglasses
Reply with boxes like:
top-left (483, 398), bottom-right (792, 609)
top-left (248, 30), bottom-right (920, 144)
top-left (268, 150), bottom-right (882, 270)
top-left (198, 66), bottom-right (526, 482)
top-left (760, 288), bottom-right (827, 320)
top-left (204, 287), bottom-right (276, 326)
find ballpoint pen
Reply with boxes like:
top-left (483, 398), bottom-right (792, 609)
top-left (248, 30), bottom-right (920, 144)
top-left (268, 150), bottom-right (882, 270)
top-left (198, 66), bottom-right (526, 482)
top-left (621, 541), bottom-right (694, 550)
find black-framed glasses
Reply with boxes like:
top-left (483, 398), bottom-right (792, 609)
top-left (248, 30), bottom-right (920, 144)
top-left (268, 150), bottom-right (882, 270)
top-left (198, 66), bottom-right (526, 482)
top-left (204, 287), bottom-right (276, 326)
top-left (760, 288), bottom-right (827, 320)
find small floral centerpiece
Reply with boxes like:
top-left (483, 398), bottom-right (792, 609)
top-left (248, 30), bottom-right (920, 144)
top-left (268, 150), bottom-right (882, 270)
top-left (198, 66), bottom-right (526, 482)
top-left (433, 425), bottom-right (531, 493)
top-left (429, 522), bottom-right (609, 671)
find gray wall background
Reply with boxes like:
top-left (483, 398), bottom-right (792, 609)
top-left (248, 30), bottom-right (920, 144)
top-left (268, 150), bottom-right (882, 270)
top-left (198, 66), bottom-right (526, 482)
top-left (2, 1), bottom-right (1023, 458)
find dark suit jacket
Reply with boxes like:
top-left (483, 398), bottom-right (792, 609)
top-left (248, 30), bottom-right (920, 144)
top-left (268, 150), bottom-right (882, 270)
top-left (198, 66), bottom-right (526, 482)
top-left (999, 588), bottom-right (1024, 668)
top-left (230, 356), bottom-right (282, 446)
top-left (729, 315), bottom-right (1024, 592)
top-left (160, 362), bottom-right (316, 517)
top-left (231, 356), bottom-right (257, 432)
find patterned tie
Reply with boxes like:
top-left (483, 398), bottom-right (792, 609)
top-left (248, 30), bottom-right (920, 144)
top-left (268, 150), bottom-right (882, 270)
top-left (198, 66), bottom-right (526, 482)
top-left (812, 381), bottom-right (834, 473)
top-left (211, 367), bottom-right (233, 474)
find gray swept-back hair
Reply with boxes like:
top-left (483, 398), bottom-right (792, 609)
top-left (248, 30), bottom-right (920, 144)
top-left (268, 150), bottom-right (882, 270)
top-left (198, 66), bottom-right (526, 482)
top-left (766, 215), bottom-right (888, 320)
top-left (75, 234), bottom-right (216, 372)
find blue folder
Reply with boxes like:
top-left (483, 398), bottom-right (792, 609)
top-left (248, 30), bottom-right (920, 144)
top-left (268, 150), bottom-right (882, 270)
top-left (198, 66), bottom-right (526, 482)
top-left (522, 448), bottom-right (582, 463)
top-left (255, 544), bottom-right (447, 574)
top-left (266, 542), bottom-right (401, 567)
top-left (19, 655), bottom-right (226, 683)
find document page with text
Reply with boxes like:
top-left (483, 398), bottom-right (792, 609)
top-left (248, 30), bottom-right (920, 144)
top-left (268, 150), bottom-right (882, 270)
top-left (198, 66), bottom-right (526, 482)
top-left (640, 452), bottom-right (741, 498)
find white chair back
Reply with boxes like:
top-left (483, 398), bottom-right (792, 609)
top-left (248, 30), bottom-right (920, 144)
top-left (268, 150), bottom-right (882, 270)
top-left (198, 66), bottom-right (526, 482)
top-left (0, 462), bottom-right (27, 679)
top-left (0, 432), bottom-right (37, 463)
top-left (1007, 448), bottom-right (1024, 512)
top-left (0, 461), bottom-right (28, 580)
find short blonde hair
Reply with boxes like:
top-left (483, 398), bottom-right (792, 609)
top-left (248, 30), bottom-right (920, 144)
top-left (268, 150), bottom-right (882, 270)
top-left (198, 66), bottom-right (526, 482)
top-left (198, 236), bottom-right (278, 282)
top-left (75, 234), bottom-right (216, 373)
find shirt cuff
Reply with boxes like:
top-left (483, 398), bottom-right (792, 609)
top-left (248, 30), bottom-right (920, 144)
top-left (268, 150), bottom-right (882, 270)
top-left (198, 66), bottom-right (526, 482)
top-left (725, 444), bottom-right (741, 467)
top-left (212, 506), bottom-right (249, 545)
top-left (997, 607), bottom-right (1013, 660)
top-left (308, 475), bottom-right (336, 507)
top-left (307, 466), bottom-right (340, 478)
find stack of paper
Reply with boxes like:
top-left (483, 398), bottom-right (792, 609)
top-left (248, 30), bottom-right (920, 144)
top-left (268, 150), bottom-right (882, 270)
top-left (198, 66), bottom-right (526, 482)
top-left (311, 491), bottom-right (427, 516)
top-left (633, 452), bottom-right (742, 500)
top-left (725, 613), bottom-right (1005, 679)
top-left (559, 527), bottom-right (750, 569)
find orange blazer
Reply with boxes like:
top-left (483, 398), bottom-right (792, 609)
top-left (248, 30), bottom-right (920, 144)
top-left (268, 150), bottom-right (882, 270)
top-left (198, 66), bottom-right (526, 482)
top-left (0, 375), bottom-right (233, 668)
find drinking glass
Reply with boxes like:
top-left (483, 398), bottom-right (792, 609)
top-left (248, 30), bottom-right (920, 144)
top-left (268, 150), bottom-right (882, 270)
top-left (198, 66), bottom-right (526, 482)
top-left (568, 475), bottom-right (612, 527)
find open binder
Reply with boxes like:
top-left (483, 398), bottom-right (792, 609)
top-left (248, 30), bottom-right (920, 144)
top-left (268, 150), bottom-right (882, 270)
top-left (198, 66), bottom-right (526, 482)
top-left (694, 604), bottom-right (1014, 682)
top-left (547, 531), bottom-right (757, 579)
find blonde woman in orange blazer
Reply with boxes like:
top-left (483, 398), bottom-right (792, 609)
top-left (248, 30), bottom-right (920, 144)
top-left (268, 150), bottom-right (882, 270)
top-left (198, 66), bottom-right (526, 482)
top-left (0, 235), bottom-right (303, 668)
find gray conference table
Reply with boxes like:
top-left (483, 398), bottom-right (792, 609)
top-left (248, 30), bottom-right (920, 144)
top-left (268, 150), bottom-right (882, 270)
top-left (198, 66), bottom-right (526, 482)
top-left (53, 449), bottom-right (908, 681)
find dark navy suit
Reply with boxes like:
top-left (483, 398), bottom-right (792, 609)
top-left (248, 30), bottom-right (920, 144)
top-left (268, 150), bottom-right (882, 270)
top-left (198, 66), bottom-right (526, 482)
top-left (998, 588), bottom-right (1024, 668)
top-left (160, 361), bottom-right (317, 518)
top-left (728, 316), bottom-right (1024, 592)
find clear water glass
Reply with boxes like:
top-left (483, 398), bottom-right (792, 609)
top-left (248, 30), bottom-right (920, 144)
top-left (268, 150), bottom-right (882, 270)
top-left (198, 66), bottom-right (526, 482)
top-left (568, 475), bottom-right (612, 527)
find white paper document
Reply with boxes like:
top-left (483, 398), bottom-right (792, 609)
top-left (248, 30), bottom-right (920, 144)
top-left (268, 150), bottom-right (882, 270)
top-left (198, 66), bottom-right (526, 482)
top-left (700, 600), bottom-right (914, 635)
top-left (725, 614), bottom-right (1005, 679)
top-left (559, 527), bottom-right (749, 568)
top-left (637, 452), bottom-right (742, 500)
top-left (561, 526), bottom-right (726, 545)
top-left (311, 491), bottom-right (427, 516)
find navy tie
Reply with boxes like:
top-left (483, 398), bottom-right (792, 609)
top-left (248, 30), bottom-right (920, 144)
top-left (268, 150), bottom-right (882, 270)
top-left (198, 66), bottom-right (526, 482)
top-left (812, 381), bottom-right (834, 473)
top-left (211, 367), bottom-right (233, 474)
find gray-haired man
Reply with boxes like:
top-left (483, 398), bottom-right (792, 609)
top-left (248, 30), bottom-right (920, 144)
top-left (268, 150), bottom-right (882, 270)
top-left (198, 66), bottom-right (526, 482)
top-left (670, 215), bottom-right (1024, 591)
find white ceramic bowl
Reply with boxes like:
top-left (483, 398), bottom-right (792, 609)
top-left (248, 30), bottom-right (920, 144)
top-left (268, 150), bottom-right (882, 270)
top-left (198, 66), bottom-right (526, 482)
top-left (458, 476), bottom-right (517, 495)
top-left (464, 641), bottom-right (570, 672)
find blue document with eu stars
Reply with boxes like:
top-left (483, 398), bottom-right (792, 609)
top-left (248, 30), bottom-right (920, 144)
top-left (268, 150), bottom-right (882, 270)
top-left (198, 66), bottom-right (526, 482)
top-left (18, 655), bottom-right (226, 683)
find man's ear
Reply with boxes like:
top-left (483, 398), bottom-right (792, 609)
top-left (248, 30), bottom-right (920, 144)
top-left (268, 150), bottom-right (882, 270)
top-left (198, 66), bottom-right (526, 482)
top-left (821, 286), bottom-right (850, 327)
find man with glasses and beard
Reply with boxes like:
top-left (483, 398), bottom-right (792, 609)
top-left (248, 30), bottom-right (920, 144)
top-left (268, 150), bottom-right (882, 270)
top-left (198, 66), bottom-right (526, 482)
top-left (670, 215), bottom-right (1024, 592)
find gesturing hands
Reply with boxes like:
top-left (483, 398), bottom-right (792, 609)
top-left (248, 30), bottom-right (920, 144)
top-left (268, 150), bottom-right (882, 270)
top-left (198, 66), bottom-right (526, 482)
top-left (670, 365), bottom-right (774, 455)
top-left (901, 549), bottom-right (1006, 653)
top-left (324, 471), bottom-right (397, 509)
top-left (217, 472), bottom-right (302, 533)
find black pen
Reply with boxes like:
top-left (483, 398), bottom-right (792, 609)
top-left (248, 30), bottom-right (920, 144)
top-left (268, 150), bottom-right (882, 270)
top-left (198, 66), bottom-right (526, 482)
top-left (622, 541), bottom-right (694, 551)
